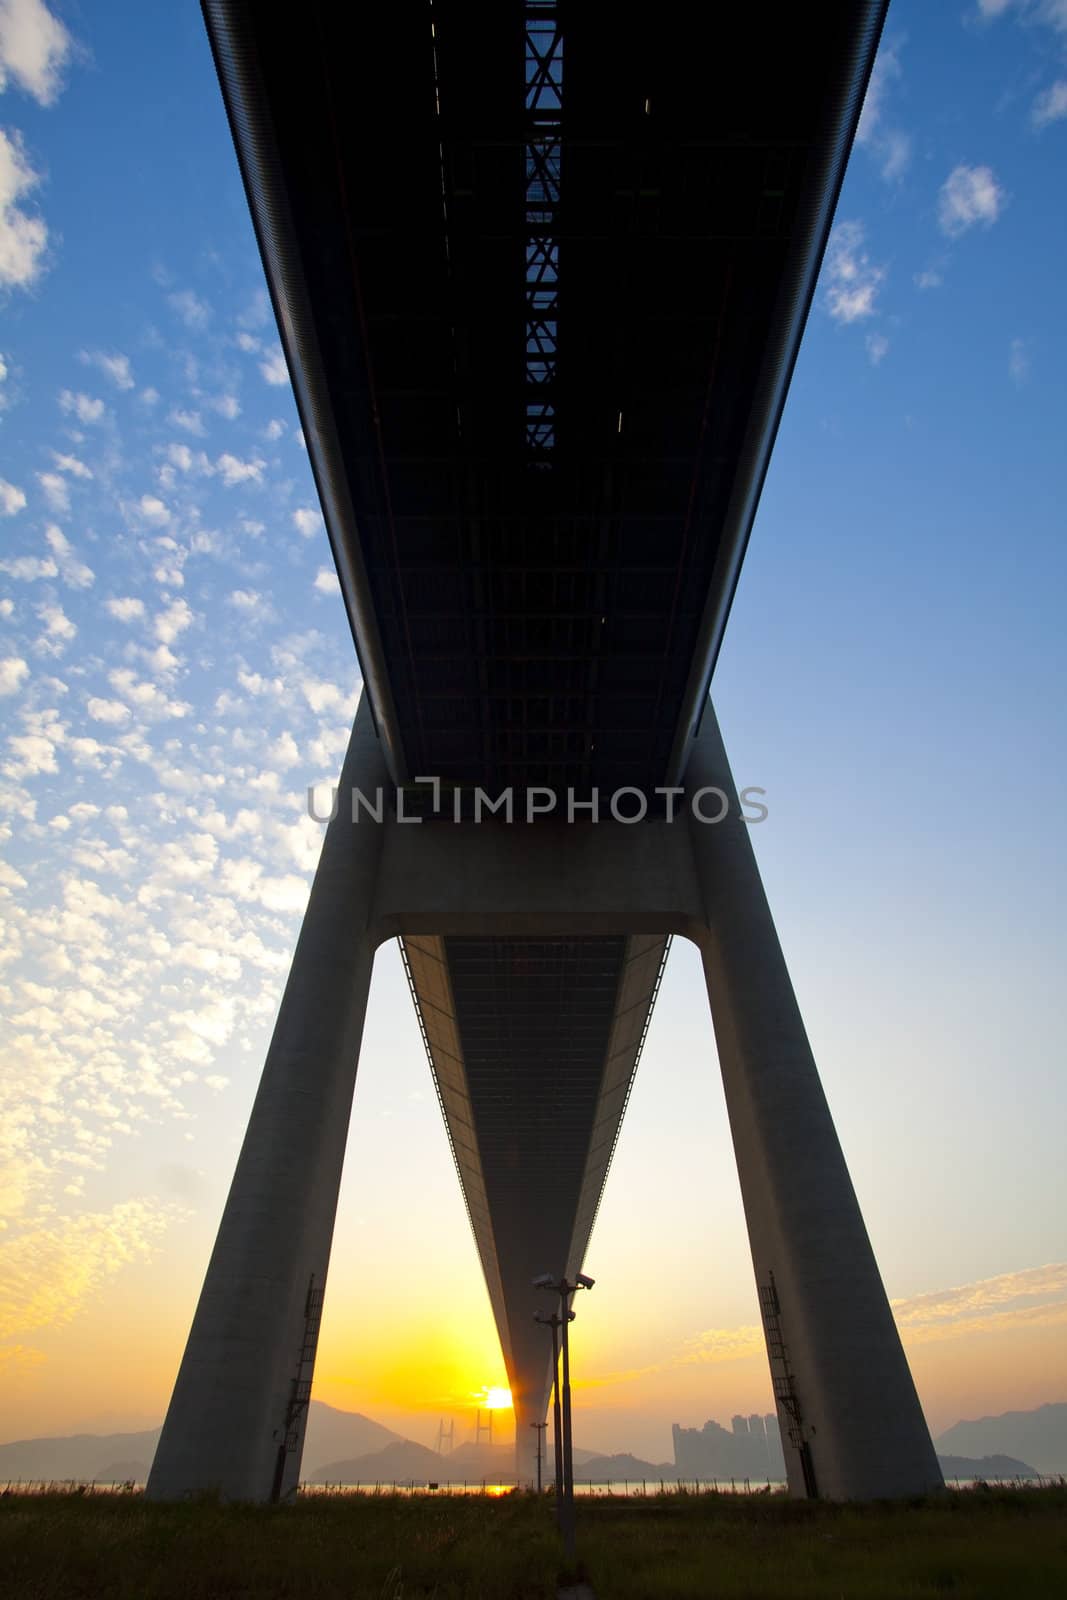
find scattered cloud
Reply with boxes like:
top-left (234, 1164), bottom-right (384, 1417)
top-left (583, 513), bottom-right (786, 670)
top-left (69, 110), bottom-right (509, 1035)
top-left (168, 287), bottom-right (210, 329)
top-left (44, 525), bottom-right (93, 588)
top-left (890, 1261), bottom-right (1067, 1344)
top-left (80, 349), bottom-right (134, 390)
top-left (0, 128), bottom-right (47, 289)
top-left (258, 343), bottom-right (288, 386)
top-left (314, 567), bottom-right (341, 594)
top-left (35, 598), bottom-right (76, 650)
top-left (168, 406), bottom-right (204, 436)
top-left (293, 506), bottom-right (323, 539)
top-left (0, 553), bottom-right (56, 580)
top-left (0, 474), bottom-right (26, 515)
top-left (104, 596), bottom-right (145, 623)
top-left (856, 38), bottom-right (911, 182)
top-left (86, 696), bottom-right (131, 725)
top-left (938, 163), bottom-right (1005, 237)
top-left (36, 469), bottom-right (68, 513)
top-left (216, 452), bottom-right (265, 487)
top-left (210, 392), bottom-right (240, 421)
top-left (1032, 79), bottom-right (1067, 127)
top-left (1009, 336), bottom-right (1030, 385)
top-left (866, 332), bottom-right (890, 366)
top-left (0, 655), bottom-right (29, 695)
top-left (154, 597), bottom-right (192, 644)
top-left (51, 450), bottom-right (92, 480)
top-left (0, 1199), bottom-right (174, 1338)
top-left (0, 0), bottom-right (73, 107)
top-left (58, 388), bottom-right (104, 424)
top-left (822, 221), bottom-right (885, 323)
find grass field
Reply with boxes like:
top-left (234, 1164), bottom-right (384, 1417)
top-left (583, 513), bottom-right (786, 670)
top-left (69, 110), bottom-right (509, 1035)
top-left (1, 1484), bottom-right (1065, 1598)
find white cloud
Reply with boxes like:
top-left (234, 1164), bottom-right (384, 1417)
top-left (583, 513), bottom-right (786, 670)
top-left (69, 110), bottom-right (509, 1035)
top-left (268, 730), bottom-right (299, 769)
top-left (264, 418), bottom-right (286, 441)
top-left (210, 392), bottom-right (240, 420)
top-left (313, 567), bottom-right (341, 594)
top-left (36, 469), bottom-right (68, 512)
top-left (0, 474), bottom-right (26, 515)
top-left (80, 349), bottom-right (134, 390)
top-left (293, 506), bottom-right (323, 539)
top-left (258, 343), bottom-right (288, 386)
top-left (168, 407), bottom-right (204, 436)
top-left (86, 696), bottom-right (131, 725)
top-left (0, 553), bottom-right (55, 580)
top-left (137, 493), bottom-right (170, 524)
top-left (164, 442), bottom-right (212, 477)
top-left (1009, 337), bottom-right (1030, 386)
top-left (227, 588), bottom-right (272, 620)
top-left (938, 164), bottom-right (1005, 237)
top-left (35, 599), bottom-right (75, 645)
top-left (0, 655), bottom-right (29, 695)
top-left (0, 1199), bottom-right (173, 1338)
top-left (168, 288), bottom-right (210, 329)
top-left (58, 389), bottom-right (104, 424)
top-left (107, 666), bottom-right (190, 719)
top-left (866, 332), bottom-right (890, 366)
top-left (914, 266), bottom-right (943, 290)
top-left (216, 452), bottom-right (265, 487)
top-left (45, 525), bottom-right (94, 588)
top-left (856, 39), bottom-right (911, 182)
top-left (976, 0), bottom-right (1067, 30)
top-left (0, 127), bottom-right (46, 288)
top-left (1033, 79), bottom-right (1067, 127)
top-left (105, 596), bottom-right (145, 623)
top-left (0, 0), bottom-right (72, 106)
top-left (51, 450), bottom-right (92, 480)
top-left (154, 598), bottom-right (192, 644)
top-left (822, 220), bottom-right (885, 323)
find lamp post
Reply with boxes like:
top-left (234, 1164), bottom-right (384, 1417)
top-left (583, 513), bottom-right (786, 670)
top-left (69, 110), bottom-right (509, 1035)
top-left (533, 1308), bottom-right (566, 1513)
top-left (530, 1420), bottom-right (548, 1494)
top-left (533, 1271), bottom-right (595, 1561)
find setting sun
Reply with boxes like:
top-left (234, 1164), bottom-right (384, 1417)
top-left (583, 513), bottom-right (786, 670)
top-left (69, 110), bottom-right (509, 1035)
top-left (481, 1386), bottom-right (513, 1410)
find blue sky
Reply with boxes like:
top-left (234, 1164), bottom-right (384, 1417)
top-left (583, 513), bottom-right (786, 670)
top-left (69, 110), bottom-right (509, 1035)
top-left (1, 0), bottom-right (1065, 1457)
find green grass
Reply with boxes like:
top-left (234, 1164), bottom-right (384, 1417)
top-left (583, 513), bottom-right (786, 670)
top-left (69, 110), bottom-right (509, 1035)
top-left (1, 1485), bottom-right (1065, 1599)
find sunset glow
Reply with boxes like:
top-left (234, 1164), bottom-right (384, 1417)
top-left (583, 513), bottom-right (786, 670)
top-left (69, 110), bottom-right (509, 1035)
top-left (479, 1387), bottom-right (514, 1411)
top-left (1, 0), bottom-right (1066, 1480)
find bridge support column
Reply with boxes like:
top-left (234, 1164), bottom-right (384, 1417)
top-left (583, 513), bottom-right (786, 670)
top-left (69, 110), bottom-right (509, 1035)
top-left (147, 697), bottom-right (389, 1502)
top-left (687, 702), bottom-right (942, 1500)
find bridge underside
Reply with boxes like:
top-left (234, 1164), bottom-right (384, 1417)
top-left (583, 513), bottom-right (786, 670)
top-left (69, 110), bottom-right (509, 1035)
top-left (199, 0), bottom-right (882, 1430)
top-left (143, 0), bottom-right (941, 1507)
top-left (402, 933), bottom-right (667, 1425)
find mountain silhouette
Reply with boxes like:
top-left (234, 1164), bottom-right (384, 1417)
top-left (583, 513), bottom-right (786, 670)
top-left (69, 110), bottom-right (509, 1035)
top-left (0, 1401), bottom-right (401, 1484)
top-left (935, 1403), bottom-right (1067, 1474)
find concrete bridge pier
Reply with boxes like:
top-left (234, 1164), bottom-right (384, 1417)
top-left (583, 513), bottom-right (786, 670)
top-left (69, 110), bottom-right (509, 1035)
top-left (146, 699), bottom-right (388, 1503)
top-left (688, 702), bottom-right (943, 1500)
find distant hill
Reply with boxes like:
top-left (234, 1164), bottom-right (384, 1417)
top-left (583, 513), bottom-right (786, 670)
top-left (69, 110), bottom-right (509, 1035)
top-left (937, 1454), bottom-right (1039, 1480)
top-left (935, 1404), bottom-right (1067, 1474)
top-left (575, 1453), bottom-right (676, 1483)
top-left (0, 1427), bottom-right (161, 1484)
top-left (302, 1403), bottom-right (402, 1475)
top-left (310, 1438), bottom-right (462, 1485)
top-left (0, 1402), bottom-right (402, 1485)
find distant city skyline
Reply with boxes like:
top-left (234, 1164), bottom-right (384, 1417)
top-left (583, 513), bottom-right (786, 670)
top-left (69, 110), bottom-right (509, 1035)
top-left (1, 0), bottom-right (1065, 1461)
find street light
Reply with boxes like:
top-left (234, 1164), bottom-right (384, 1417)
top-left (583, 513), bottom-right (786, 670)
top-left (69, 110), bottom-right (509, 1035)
top-left (530, 1420), bottom-right (548, 1494)
top-left (533, 1272), bottom-right (594, 1559)
top-left (533, 1307), bottom-right (568, 1514)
